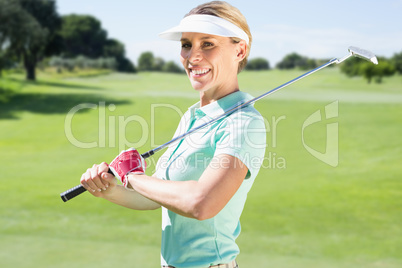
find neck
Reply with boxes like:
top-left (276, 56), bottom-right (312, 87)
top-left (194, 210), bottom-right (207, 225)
top-left (199, 81), bottom-right (240, 107)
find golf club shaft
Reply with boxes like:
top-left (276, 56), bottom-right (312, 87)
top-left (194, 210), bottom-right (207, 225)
top-left (60, 59), bottom-right (338, 202)
top-left (60, 46), bottom-right (377, 202)
top-left (150, 58), bottom-right (339, 156)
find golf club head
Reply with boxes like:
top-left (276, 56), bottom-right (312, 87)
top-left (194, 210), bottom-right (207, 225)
top-left (348, 46), bottom-right (378, 65)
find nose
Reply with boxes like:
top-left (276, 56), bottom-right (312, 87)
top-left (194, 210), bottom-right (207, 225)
top-left (187, 46), bottom-right (202, 64)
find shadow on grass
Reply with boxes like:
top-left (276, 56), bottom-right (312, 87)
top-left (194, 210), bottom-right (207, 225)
top-left (0, 92), bottom-right (131, 119)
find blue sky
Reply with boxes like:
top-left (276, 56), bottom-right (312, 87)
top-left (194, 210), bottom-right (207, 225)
top-left (57, 0), bottom-right (402, 66)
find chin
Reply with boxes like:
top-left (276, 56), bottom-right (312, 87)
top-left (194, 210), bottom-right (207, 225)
top-left (190, 81), bottom-right (208, 92)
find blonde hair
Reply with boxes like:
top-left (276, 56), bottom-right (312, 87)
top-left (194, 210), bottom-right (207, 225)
top-left (185, 1), bottom-right (252, 73)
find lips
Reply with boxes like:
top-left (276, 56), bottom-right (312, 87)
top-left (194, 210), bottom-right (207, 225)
top-left (190, 68), bottom-right (211, 76)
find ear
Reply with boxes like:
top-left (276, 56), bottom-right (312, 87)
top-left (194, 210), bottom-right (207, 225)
top-left (235, 40), bottom-right (247, 62)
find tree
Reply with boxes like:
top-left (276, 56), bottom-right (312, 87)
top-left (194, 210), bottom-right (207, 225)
top-left (361, 57), bottom-right (395, 84)
top-left (103, 38), bottom-right (125, 59)
top-left (59, 14), bottom-right (107, 58)
top-left (162, 61), bottom-right (183, 73)
top-left (117, 57), bottom-right (137, 73)
top-left (138, 51), bottom-right (155, 71)
top-left (18, 0), bottom-right (62, 80)
top-left (137, 52), bottom-right (183, 73)
top-left (59, 15), bottom-right (135, 72)
top-left (0, 0), bottom-right (30, 75)
top-left (103, 38), bottom-right (136, 72)
top-left (245, 58), bottom-right (270, 70)
top-left (341, 56), bottom-right (395, 84)
top-left (276, 53), bottom-right (306, 69)
top-left (305, 58), bottom-right (318, 70)
top-left (153, 57), bottom-right (165, 71)
top-left (391, 51), bottom-right (402, 75)
top-left (340, 57), bottom-right (361, 77)
top-left (0, 0), bottom-right (62, 80)
top-left (359, 62), bottom-right (376, 83)
top-left (276, 52), bottom-right (318, 70)
top-left (116, 57), bottom-right (136, 73)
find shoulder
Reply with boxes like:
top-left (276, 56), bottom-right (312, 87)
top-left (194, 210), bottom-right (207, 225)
top-left (215, 104), bottom-right (266, 149)
top-left (219, 104), bottom-right (266, 132)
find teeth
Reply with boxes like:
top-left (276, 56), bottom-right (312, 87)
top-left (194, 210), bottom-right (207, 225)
top-left (191, 69), bottom-right (210, 75)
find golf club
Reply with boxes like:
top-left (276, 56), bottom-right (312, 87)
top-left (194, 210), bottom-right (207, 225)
top-left (60, 46), bottom-right (378, 202)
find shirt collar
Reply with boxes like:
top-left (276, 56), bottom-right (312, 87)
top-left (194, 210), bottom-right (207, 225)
top-left (188, 91), bottom-right (254, 119)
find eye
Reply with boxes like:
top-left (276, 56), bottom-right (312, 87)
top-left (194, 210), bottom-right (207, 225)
top-left (181, 43), bottom-right (191, 49)
top-left (202, 42), bottom-right (214, 48)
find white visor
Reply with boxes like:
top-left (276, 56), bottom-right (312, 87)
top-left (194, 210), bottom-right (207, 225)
top-left (159, 14), bottom-right (249, 45)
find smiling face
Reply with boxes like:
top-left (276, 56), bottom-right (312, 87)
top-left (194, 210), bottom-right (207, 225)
top-left (180, 32), bottom-right (246, 102)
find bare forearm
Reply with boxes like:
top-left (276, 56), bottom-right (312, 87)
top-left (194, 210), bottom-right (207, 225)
top-left (103, 184), bottom-right (161, 211)
top-left (127, 174), bottom-right (201, 218)
top-left (126, 155), bottom-right (248, 220)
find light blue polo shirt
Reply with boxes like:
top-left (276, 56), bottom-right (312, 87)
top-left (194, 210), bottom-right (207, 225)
top-left (154, 91), bottom-right (266, 268)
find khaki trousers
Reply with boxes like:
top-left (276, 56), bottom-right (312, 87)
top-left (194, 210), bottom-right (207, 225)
top-left (162, 259), bottom-right (238, 268)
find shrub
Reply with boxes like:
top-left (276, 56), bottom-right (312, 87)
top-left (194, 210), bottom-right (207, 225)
top-left (246, 58), bottom-right (270, 70)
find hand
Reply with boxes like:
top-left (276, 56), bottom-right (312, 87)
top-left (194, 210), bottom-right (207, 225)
top-left (80, 162), bottom-right (118, 196)
top-left (109, 148), bottom-right (146, 187)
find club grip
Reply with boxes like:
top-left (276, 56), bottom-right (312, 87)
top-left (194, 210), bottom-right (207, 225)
top-left (60, 184), bottom-right (87, 202)
top-left (60, 169), bottom-right (115, 202)
top-left (60, 150), bottom-right (154, 202)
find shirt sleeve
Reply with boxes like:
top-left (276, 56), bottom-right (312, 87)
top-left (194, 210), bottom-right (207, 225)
top-left (213, 110), bottom-right (266, 179)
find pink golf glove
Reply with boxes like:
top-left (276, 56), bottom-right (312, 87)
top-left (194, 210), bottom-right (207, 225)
top-left (109, 148), bottom-right (146, 187)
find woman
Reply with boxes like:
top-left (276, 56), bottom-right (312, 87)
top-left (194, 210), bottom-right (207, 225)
top-left (80, 1), bottom-right (266, 267)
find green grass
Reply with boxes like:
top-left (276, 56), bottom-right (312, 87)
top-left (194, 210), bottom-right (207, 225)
top-left (0, 69), bottom-right (401, 268)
